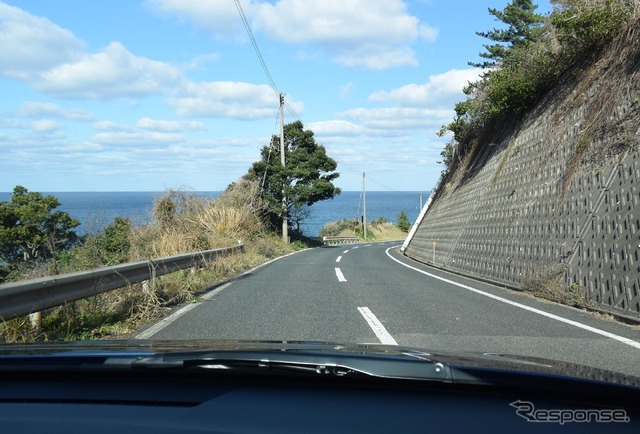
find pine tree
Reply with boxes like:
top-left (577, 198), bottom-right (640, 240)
top-left (470, 0), bottom-right (544, 68)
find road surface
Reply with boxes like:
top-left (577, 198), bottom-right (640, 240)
top-left (139, 241), bottom-right (640, 377)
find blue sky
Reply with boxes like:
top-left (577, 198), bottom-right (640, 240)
top-left (0, 0), bottom-right (551, 192)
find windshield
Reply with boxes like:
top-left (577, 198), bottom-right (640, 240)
top-left (1, 0), bottom-right (639, 389)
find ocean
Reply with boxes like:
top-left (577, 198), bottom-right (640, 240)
top-left (0, 191), bottom-right (428, 237)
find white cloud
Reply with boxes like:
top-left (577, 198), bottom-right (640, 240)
top-left (418, 24), bottom-right (439, 42)
top-left (0, 118), bottom-right (25, 129)
top-left (137, 117), bottom-right (206, 132)
top-left (30, 119), bottom-right (61, 132)
top-left (341, 107), bottom-right (453, 131)
top-left (147, 0), bottom-right (436, 70)
top-left (169, 81), bottom-right (303, 119)
top-left (51, 141), bottom-right (104, 152)
top-left (254, 0), bottom-right (417, 45)
top-left (306, 120), bottom-right (367, 136)
top-left (37, 42), bottom-right (183, 99)
top-left (0, 2), bottom-right (84, 80)
top-left (253, 0), bottom-right (437, 69)
top-left (190, 137), bottom-right (252, 147)
top-left (19, 101), bottom-right (94, 121)
top-left (94, 121), bottom-right (132, 132)
top-left (145, 0), bottom-right (255, 38)
top-left (91, 131), bottom-right (186, 146)
top-left (0, 4), bottom-right (185, 101)
top-left (368, 68), bottom-right (483, 106)
top-left (336, 45), bottom-right (418, 70)
top-left (181, 52), bottom-right (220, 71)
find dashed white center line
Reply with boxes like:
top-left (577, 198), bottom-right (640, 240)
top-left (352, 246), bottom-right (359, 249)
top-left (336, 256), bottom-right (342, 263)
top-left (335, 267), bottom-right (347, 282)
top-left (342, 250), bottom-right (349, 254)
top-left (357, 307), bottom-right (398, 345)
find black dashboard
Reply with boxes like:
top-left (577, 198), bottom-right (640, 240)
top-left (1, 368), bottom-right (638, 433)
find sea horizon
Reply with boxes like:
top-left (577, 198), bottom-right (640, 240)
top-left (0, 190), bottom-right (429, 237)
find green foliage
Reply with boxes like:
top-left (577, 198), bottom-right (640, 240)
top-left (0, 186), bottom-right (80, 281)
top-left (355, 226), bottom-right (375, 240)
top-left (551, 0), bottom-right (627, 60)
top-left (98, 217), bottom-right (132, 263)
top-left (246, 121), bottom-right (341, 232)
top-left (154, 196), bottom-right (176, 228)
top-left (290, 240), bottom-right (306, 250)
top-left (396, 211), bottom-right (412, 232)
top-left (470, 0), bottom-right (544, 68)
top-left (59, 217), bottom-right (132, 271)
top-left (440, 0), bottom-right (632, 170)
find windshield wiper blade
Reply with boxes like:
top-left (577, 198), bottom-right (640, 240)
top-left (130, 352), bottom-right (453, 382)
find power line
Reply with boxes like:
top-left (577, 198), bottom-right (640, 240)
top-left (233, 0), bottom-right (399, 192)
top-left (234, 0), bottom-right (279, 96)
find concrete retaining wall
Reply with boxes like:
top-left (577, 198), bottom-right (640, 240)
top-left (405, 37), bottom-right (640, 320)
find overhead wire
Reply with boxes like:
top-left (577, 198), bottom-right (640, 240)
top-left (234, 0), bottom-right (279, 97)
top-left (234, 0), bottom-right (401, 192)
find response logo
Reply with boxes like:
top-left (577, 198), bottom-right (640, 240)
top-left (510, 400), bottom-right (630, 425)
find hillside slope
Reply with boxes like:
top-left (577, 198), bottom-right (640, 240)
top-left (405, 15), bottom-right (640, 320)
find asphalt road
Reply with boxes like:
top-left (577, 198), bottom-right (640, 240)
top-left (140, 241), bottom-right (640, 377)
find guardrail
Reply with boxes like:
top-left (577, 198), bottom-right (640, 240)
top-left (322, 236), bottom-right (359, 245)
top-left (0, 244), bottom-right (244, 321)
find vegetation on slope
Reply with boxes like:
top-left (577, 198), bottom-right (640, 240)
top-left (439, 0), bottom-right (636, 173)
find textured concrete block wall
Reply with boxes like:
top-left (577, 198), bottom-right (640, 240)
top-left (405, 65), bottom-right (640, 319)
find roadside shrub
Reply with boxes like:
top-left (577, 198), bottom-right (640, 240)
top-left (59, 217), bottom-right (132, 272)
top-left (319, 219), bottom-right (357, 237)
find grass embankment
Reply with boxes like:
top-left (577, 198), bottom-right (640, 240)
top-left (319, 218), bottom-right (409, 242)
top-left (0, 180), bottom-right (307, 343)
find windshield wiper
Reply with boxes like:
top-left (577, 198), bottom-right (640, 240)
top-left (129, 351), bottom-right (453, 382)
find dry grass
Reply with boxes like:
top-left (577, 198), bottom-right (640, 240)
top-left (367, 222), bottom-right (409, 241)
top-left (521, 265), bottom-right (600, 311)
top-left (0, 179), bottom-right (297, 343)
top-left (322, 220), bottom-right (408, 242)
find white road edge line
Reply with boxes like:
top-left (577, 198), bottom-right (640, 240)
top-left (335, 267), bottom-right (347, 282)
top-left (358, 307), bottom-right (398, 345)
top-left (385, 246), bottom-right (640, 350)
top-left (136, 303), bottom-right (199, 339)
top-left (136, 249), bottom-right (307, 339)
top-left (336, 256), bottom-right (342, 263)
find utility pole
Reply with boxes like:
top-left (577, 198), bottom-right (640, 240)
top-left (280, 93), bottom-right (288, 243)
top-left (363, 172), bottom-right (367, 241)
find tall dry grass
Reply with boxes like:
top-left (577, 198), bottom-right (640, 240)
top-left (0, 179), bottom-right (297, 343)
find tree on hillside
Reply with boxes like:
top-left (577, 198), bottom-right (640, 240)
top-left (0, 186), bottom-right (81, 281)
top-left (470, 0), bottom-right (544, 68)
top-left (246, 121), bottom-right (341, 234)
top-left (396, 211), bottom-right (411, 233)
